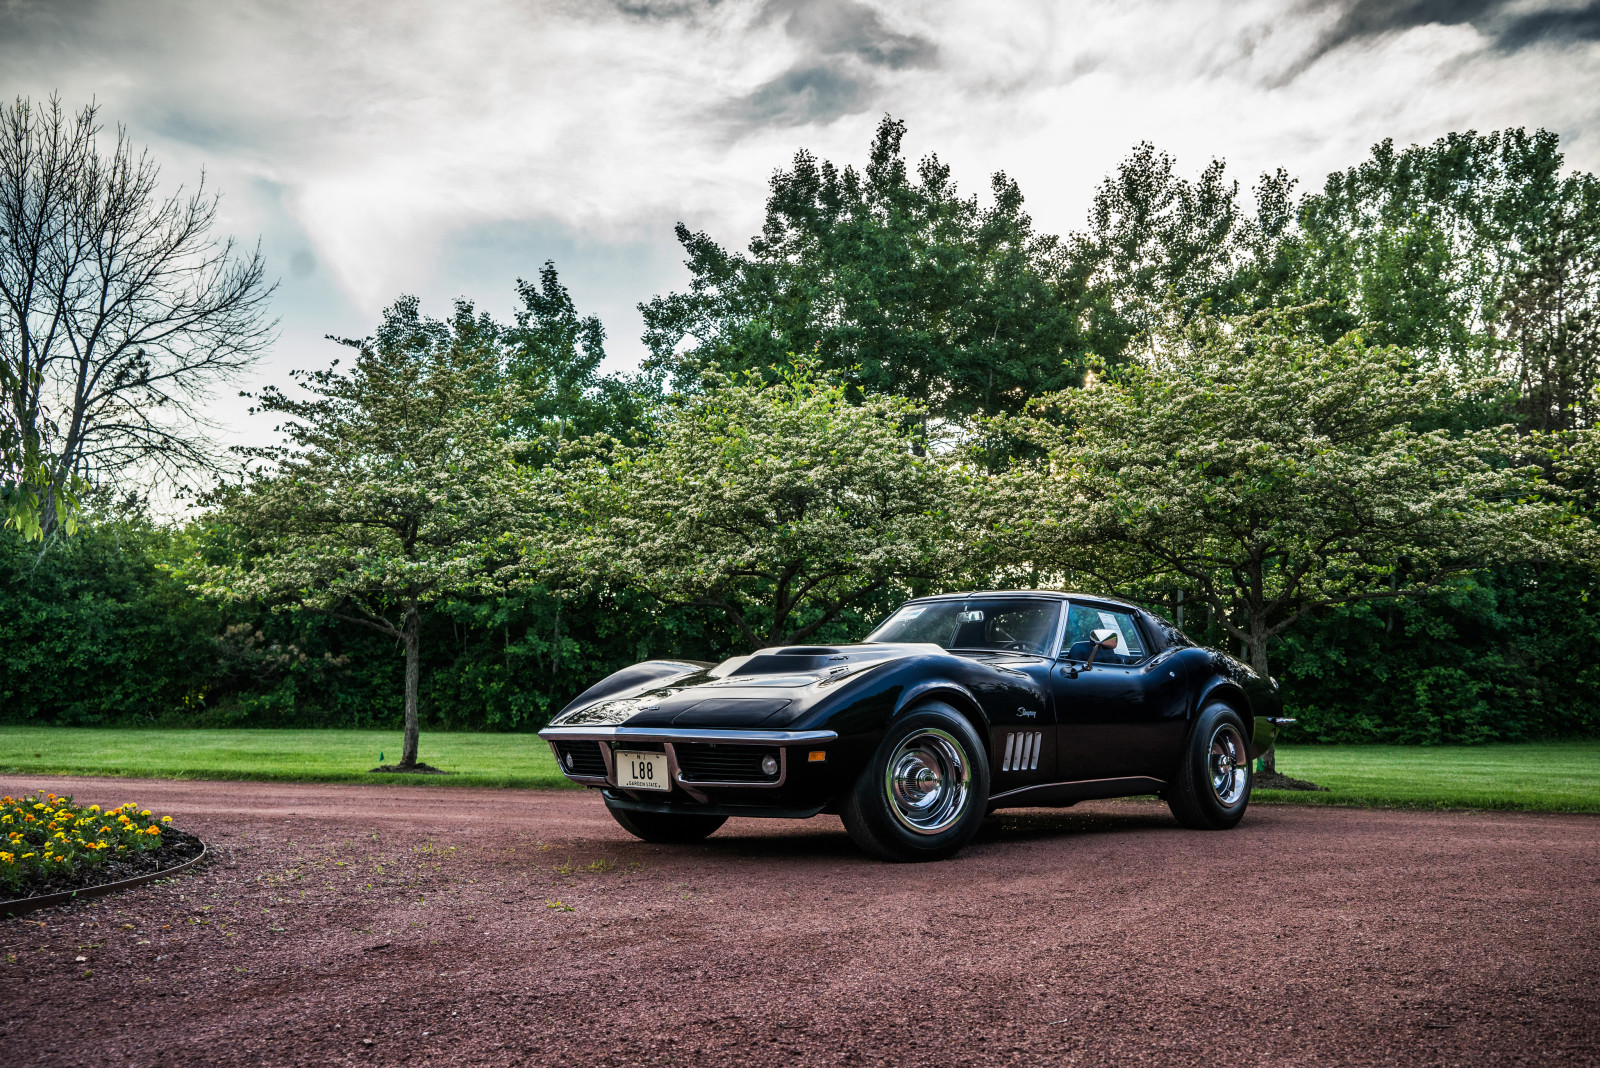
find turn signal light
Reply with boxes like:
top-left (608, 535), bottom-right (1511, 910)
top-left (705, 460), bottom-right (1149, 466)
top-left (807, 750), bottom-right (827, 762)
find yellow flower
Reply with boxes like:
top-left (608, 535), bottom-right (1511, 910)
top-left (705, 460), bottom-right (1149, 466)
top-left (87, 805), bottom-right (99, 814)
top-left (0, 852), bottom-right (12, 863)
top-left (20, 852), bottom-right (35, 859)
top-left (161, 816), bottom-right (172, 824)
top-left (32, 803), bottom-right (46, 810)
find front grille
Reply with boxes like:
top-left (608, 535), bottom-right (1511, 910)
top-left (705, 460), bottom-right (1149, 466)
top-left (674, 744), bottom-right (781, 784)
top-left (552, 740), bottom-right (607, 778)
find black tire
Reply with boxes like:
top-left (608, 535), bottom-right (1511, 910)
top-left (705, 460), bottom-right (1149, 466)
top-left (1166, 702), bottom-right (1253, 830)
top-left (839, 702), bottom-right (990, 862)
top-left (604, 801), bottom-right (727, 843)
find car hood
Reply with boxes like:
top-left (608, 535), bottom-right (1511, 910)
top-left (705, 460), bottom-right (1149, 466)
top-left (548, 643), bottom-right (947, 728)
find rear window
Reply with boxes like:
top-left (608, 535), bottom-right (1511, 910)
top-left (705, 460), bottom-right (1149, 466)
top-left (865, 599), bottom-right (1061, 655)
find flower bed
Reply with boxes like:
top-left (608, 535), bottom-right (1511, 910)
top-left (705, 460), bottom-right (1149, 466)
top-left (1, 792), bottom-right (203, 902)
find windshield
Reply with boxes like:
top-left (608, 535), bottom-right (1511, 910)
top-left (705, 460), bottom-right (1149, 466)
top-left (864, 599), bottom-right (1061, 655)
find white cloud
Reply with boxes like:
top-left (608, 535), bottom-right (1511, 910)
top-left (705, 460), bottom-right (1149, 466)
top-left (2, 0), bottom-right (1597, 454)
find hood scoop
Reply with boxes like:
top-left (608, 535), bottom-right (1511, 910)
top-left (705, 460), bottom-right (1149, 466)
top-left (670, 697), bottom-right (793, 727)
top-left (731, 652), bottom-right (845, 675)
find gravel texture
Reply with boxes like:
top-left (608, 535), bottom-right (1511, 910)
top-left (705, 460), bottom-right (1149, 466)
top-left (1, 775), bottom-right (1597, 1067)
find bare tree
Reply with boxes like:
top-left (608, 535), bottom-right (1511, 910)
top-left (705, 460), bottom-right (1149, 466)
top-left (0, 96), bottom-right (275, 534)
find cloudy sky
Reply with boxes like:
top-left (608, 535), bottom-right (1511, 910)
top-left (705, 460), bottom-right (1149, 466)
top-left (3, 0), bottom-right (1599, 447)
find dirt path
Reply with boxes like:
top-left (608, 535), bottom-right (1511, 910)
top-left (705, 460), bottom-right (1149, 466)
top-left (3, 776), bottom-right (1597, 1067)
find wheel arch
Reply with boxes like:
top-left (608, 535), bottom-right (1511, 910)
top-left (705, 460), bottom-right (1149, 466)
top-left (1178, 678), bottom-right (1253, 758)
top-left (892, 682), bottom-right (993, 762)
top-left (1194, 677), bottom-right (1252, 721)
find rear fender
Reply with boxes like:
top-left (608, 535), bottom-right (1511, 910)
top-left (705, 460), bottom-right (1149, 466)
top-left (1195, 677), bottom-right (1251, 720)
top-left (1191, 678), bottom-right (1277, 759)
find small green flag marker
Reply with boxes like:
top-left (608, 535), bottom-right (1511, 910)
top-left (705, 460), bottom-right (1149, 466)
top-left (379, 752), bottom-right (384, 762)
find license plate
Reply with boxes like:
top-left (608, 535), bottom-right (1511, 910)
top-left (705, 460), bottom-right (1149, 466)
top-left (616, 749), bottom-right (670, 792)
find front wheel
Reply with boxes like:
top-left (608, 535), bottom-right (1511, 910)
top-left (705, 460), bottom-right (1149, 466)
top-left (1165, 703), bottom-right (1253, 830)
top-left (839, 703), bottom-right (989, 862)
top-left (604, 800), bottom-right (727, 843)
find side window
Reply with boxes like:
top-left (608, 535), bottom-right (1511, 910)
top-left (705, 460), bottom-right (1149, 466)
top-left (1060, 604), bottom-right (1149, 665)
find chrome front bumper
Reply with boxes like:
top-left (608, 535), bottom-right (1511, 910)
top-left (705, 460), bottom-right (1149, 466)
top-left (538, 726), bottom-right (839, 798)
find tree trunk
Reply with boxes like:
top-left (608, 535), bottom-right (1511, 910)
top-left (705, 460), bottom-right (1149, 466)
top-left (1245, 632), bottom-right (1275, 775)
top-left (400, 603), bottom-right (421, 769)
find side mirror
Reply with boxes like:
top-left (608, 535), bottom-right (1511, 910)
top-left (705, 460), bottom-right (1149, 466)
top-left (1061, 629), bottom-right (1122, 677)
top-left (1083, 628), bottom-right (1119, 672)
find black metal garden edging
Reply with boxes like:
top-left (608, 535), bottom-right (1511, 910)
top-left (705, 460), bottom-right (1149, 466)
top-left (0, 839), bottom-right (208, 918)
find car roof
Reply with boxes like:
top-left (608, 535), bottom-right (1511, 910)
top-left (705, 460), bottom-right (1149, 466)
top-left (905, 590), bottom-right (1143, 612)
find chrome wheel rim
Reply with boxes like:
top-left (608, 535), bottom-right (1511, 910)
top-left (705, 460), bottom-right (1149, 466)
top-left (884, 728), bottom-right (972, 835)
top-left (1208, 723), bottom-right (1249, 806)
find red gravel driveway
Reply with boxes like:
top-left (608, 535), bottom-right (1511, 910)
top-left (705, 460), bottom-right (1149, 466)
top-left (2, 776), bottom-right (1597, 1067)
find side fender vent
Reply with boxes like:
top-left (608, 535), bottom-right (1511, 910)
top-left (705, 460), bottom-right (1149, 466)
top-left (1001, 731), bottom-right (1042, 772)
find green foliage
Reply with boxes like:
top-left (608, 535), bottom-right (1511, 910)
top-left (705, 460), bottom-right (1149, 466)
top-left (4, 122), bottom-right (1600, 749)
top-left (1068, 141), bottom-right (1297, 364)
top-left (0, 518), bottom-right (218, 724)
top-left (0, 515), bottom-right (744, 732)
top-left (994, 307), bottom-right (1573, 680)
top-left (640, 116), bottom-right (1084, 432)
top-left (503, 261), bottom-right (658, 460)
top-left (1271, 566), bottom-right (1600, 743)
top-left (555, 366), bottom-right (970, 650)
top-left (193, 294), bottom-right (544, 766)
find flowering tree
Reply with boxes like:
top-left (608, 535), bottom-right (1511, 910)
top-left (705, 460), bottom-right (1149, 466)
top-left (993, 309), bottom-right (1573, 765)
top-left (195, 297), bottom-right (528, 770)
top-left (559, 368), bottom-right (968, 651)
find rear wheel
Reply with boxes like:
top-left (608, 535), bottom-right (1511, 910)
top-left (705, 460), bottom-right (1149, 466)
top-left (604, 800), bottom-right (727, 843)
top-left (1166, 702), bottom-right (1253, 830)
top-left (840, 703), bottom-right (989, 862)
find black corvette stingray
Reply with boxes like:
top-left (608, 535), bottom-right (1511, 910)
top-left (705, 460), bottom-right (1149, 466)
top-left (540, 591), bottom-right (1288, 861)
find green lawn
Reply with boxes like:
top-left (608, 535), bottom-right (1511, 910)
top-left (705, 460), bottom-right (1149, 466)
top-left (1258, 742), bottom-right (1600, 813)
top-left (0, 727), bottom-right (570, 789)
top-left (0, 728), bottom-right (1595, 812)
